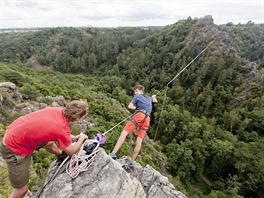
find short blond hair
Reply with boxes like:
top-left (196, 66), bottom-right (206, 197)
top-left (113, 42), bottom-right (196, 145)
top-left (63, 100), bottom-right (88, 122)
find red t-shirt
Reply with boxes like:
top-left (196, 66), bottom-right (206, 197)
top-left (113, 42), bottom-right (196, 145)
top-left (5, 107), bottom-right (71, 156)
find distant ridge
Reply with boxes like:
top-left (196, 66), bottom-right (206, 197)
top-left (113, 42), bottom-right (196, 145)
top-left (0, 27), bottom-right (52, 33)
top-left (0, 25), bottom-right (165, 33)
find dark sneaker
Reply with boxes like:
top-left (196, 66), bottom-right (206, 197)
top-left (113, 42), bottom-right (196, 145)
top-left (109, 152), bottom-right (117, 159)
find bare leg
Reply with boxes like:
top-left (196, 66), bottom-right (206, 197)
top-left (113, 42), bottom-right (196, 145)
top-left (112, 130), bottom-right (129, 153)
top-left (131, 136), bottom-right (143, 162)
top-left (42, 141), bottom-right (62, 155)
top-left (9, 183), bottom-right (29, 198)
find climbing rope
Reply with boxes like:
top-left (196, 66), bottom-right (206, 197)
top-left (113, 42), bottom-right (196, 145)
top-left (152, 39), bottom-right (215, 139)
top-left (93, 115), bottom-right (132, 145)
top-left (66, 147), bottom-right (102, 179)
top-left (103, 115), bottom-right (132, 135)
top-left (155, 39), bottom-right (215, 96)
top-left (154, 86), bottom-right (169, 141)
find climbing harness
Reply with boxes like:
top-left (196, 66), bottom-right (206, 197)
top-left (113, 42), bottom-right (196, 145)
top-left (93, 110), bottom-right (150, 143)
top-left (129, 110), bottom-right (150, 131)
top-left (135, 109), bottom-right (150, 116)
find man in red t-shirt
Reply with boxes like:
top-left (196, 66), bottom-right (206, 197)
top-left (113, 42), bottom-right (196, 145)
top-left (0, 100), bottom-right (89, 198)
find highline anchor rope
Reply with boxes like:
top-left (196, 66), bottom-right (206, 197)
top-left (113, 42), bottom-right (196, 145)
top-left (153, 39), bottom-right (215, 140)
top-left (155, 39), bottom-right (215, 96)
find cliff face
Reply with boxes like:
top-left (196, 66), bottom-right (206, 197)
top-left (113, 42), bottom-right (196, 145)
top-left (36, 150), bottom-right (187, 198)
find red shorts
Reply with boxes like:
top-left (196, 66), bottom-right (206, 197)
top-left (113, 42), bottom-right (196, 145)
top-left (124, 112), bottom-right (150, 139)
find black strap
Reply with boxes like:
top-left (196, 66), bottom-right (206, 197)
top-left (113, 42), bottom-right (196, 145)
top-left (130, 117), bottom-right (139, 128)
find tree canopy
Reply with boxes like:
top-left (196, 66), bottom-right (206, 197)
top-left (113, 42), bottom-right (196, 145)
top-left (0, 16), bottom-right (264, 197)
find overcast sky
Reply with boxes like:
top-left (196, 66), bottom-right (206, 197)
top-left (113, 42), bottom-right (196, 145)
top-left (0, 0), bottom-right (263, 29)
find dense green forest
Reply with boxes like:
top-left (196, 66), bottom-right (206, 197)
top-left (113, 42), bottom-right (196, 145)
top-left (0, 16), bottom-right (264, 198)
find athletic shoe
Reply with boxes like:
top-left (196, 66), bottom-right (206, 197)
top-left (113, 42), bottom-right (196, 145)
top-left (127, 160), bottom-right (135, 167)
top-left (109, 152), bottom-right (117, 159)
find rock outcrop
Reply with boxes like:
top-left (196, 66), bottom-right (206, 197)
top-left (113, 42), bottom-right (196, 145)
top-left (0, 82), bottom-right (23, 107)
top-left (36, 149), bottom-right (187, 198)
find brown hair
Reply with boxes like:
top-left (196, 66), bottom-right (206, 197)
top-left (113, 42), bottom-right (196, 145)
top-left (133, 85), bottom-right (144, 91)
top-left (63, 100), bottom-right (88, 122)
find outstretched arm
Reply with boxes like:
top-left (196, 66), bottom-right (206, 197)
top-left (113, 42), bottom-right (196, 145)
top-left (63, 134), bottom-right (88, 156)
top-left (71, 134), bottom-right (80, 141)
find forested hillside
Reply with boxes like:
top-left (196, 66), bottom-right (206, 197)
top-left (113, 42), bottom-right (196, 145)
top-left (0, 16), bottom-right (264, 198)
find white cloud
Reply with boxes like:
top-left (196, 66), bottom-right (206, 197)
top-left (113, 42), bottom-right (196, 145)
top-left (1, 0), bottom-right (263, 28)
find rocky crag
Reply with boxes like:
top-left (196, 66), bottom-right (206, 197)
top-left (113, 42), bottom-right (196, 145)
top-left (36, 149), bottom-right (187, 198)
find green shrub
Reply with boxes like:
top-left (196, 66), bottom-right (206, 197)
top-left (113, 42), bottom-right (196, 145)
top-left (19, 83), bottom-right (41, 100)
top-left (0, 165), bottom-right (12, 197)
